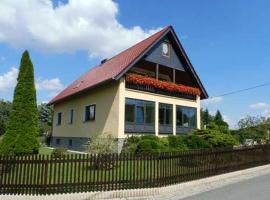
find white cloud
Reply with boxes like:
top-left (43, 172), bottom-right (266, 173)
top-left (36, 78), bottom-right (64, 91)
top-left (249, 102), bottom-right (270, 117)
top-left (0, 67), bottom-right (63, 100)
top-left (0, 67), bottom-right (18, 92)
top-left (201, 96), bottom-right (223, 106)
top-left (249, 102), bottom-right (270, 110)
top-left (0, 0), bottom-right (160, 58)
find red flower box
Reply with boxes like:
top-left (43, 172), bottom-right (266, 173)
top-left (126, 73), bottom-right (201, 96)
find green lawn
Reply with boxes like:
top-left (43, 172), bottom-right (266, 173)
top-left (39, 146), bottom-right (54, 155)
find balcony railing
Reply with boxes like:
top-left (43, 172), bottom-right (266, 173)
top-left (126, 82), bottom-right (196, 100)
top-left (125, 74), bottom-right (199, 100)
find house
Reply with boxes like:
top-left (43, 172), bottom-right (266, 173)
top-left (49, 25), bottom-right (208, 151)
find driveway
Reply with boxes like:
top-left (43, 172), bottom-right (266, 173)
top-left (181, 173), bottom-right (270, 200)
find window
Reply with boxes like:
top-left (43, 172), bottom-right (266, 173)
top-left (125, 98), bottom-right (155, 133)
top-left (56, 139), bottom-right (60, 145)
top-left (84, 104), bottom-right (95, 121)
top-left (159, 103), bottom-right (173, 125)
top-left (56, 112), bottom-right (62, 125)
top-left (69, 139), bottom-right (72, 146)
top-left (176, 106), bottom-right (196, 128)
top-left (68, 109), bottom-right (74, 124)
top-left (162, 42), bottom-right (170, 57)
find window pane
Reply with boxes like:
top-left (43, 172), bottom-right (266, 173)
top-left (57, 113), bottom-right (62, 125)
top-left (189, 108), bottom-right (196, 127)
top-left (176, 106), bottom-right (183, 126)
top-left (159, 107), bottom-right (165, 124)
top-left (69, 109), bottom-right (73, 124)
top-left (165, 105), bottom-right (172, 125)
top-left (136, 106), bottom-right (144, 123)
top-left (159, 103), bottom-right (172, 125)
top-left (145, 102), bottom-right (155, 124)
top-left (89, 105), bottom-right (95, 120)
top-left (125, 104), bottom-right (135, 122)
top-left (85, 106), bottom-right (90, 121)
top-left (176, 106), bottom-right (197, 128)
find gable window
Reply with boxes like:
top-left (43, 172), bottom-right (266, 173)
top-left (162, 42), bottom-right (170, 57)
top-left (159, 103), bottom-right (173, 134)
top-left (68, 109), bottom-right (74, 124)
top-left (84, 104), bottom-right (95, 121)
top-left (176, 106), bottom-right (196, 134)
top-left (56, 112), bottom-right (62, 125)
top-left (125, 98), bottom-right (155, 133)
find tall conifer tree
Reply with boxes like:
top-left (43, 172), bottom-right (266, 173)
top-left (0, 50), bottom-right (39, 155)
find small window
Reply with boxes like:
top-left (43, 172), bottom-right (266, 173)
top-left (69, 139), bottom-right (72, 146)
top-left (84, 104), bottom-right (96, 121)
top-left (56, 112), bottom-right (62, 125)
top-left (162, 42), bottom-right (170, 57)
top-left (68, 109), bottom-right (74, 124)
top-left (56, 139), bottom-right (60, 145)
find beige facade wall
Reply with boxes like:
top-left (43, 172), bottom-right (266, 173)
top-left (118, 79), bottom-right (201, 138)
top-left (52, 78), bottom-right (201, 140)
top-left (52, 82), bottom-right (120, 138)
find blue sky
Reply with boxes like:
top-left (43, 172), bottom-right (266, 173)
top-left (0, 0), bottom-right (270, 128)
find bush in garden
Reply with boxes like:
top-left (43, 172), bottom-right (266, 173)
top-left (52, 147), bottom-right (67, 158)
top-left (136, 139), bottom-right (165, 154)
top-left (182, 134), bottom-right (211, 149)
top-left (167, 136), bottom-right (188, 151)
top-left (192, 129), bottom-right (237, 148)
top-left (87, 133), bottom-right (117, 154)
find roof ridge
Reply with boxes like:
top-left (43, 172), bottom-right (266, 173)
top-left (97, 25), bottom-right (171, 67)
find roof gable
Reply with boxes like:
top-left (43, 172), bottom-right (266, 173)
top-left (144, 37), bottom-right (185, 71)
top-left (49, 25), bottom-right (208, 104)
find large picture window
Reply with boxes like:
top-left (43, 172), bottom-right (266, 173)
top-left (176, 106), bottom-right (196, 134)
top-left (125, 98), bottom-right (155, 133)
top-left (159, 103), bottom-right (173, 134)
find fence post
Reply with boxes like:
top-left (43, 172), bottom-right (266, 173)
top-left (43, 155), bottom-right (49, 194)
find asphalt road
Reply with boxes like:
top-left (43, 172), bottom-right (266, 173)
top-left (181, 173), bottom-right (270, 200)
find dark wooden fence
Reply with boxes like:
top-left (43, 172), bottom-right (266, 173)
top-left (1, 145), bottom-right (270, 195)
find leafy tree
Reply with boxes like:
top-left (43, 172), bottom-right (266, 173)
top-left (0, 50), bottom-right (39, 155)
top-left (0, 100), bottom-right (12, 135)
top-left (201, 108), bottom-right (212, 128)
top-left (234, 115), bottom-right (270, 144)
top-left (38, 103), bottom-right (53, 135)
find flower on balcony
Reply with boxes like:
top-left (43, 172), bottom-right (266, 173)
top-left (126, 73), bottom-right (201, 96)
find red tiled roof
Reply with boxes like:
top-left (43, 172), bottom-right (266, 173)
top-left (49, 26), bottom-right (171, 104)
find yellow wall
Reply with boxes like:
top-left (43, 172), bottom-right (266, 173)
top-left (52, 78), bottom-right (201, 139)
top-left (52, 82), bottom-right (120, 138)
top-left (118, 79), bottom-right (200, 138)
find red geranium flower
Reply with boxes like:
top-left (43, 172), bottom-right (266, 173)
top-left (126, 73), bottom-right (201, 96)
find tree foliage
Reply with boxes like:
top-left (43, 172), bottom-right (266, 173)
top-left (38, 103), bottom-right (53, 135)
top-left (0, 100), bottom-right (12, 135)
top-left (234, 115), bottom-right (270, 144)
top-left (0, 50), bottom-right (39, 155)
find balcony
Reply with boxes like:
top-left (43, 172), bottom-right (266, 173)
top-left (125, 73), bottom-right (201, 100)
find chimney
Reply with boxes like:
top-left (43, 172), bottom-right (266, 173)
top-left (101, 58), bottom-right (107, 64)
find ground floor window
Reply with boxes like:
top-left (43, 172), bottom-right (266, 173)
top-left (84, 104), bottom-right (95, 121)
top-left (125, 98), bottom-right (155, 133)
top-left (176, 106), bottom-right (196, 134)
top-left (159, 103), bottom-right (173, 134)
top-left (56, 112), bottom-right (62, 125)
